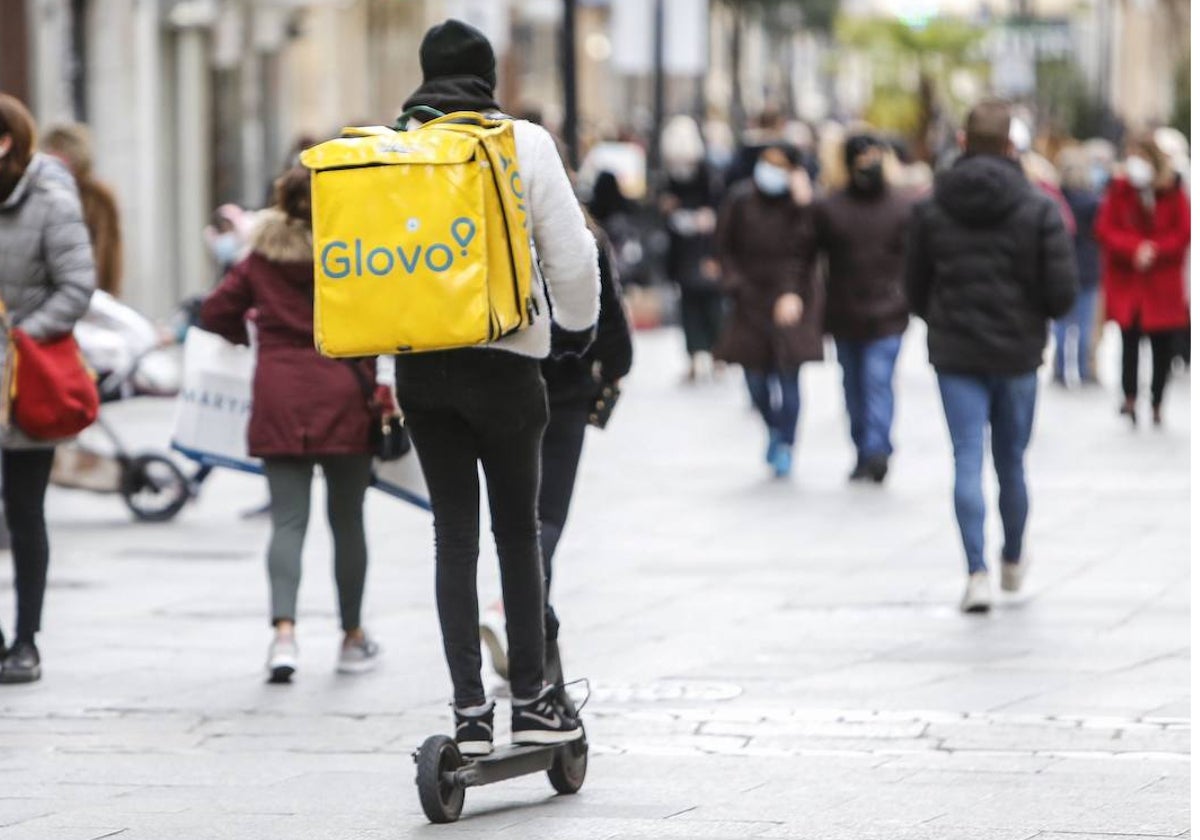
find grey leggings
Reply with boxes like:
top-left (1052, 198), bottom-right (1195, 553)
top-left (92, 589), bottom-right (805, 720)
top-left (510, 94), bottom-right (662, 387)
top-left (263, 455), bottom-right (373, 632)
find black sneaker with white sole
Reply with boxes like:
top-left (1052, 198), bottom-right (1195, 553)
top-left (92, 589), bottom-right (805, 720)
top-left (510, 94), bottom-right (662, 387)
top-left (454, 702), bottom-right (495, 757)
top-left (512, 685), bottom-right (583, 746)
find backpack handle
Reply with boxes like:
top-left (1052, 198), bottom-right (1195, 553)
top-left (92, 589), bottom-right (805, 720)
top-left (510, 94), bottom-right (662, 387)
top-left (394, 106), bottom-right (446, 131)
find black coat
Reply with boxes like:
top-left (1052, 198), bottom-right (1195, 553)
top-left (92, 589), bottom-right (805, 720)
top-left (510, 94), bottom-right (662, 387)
top-left (663, 165), bottom-right (719, 291)
top-left (1062, 187), bottom-right (1101, 290)
top-left (905, 155), bottom-right (1078, 376)
top-left (543, 234), bottom-right (633, 408)
top-left (814, 187), bottom-right (914, 341)
top-left (713, 182), bottom-right (824, 369)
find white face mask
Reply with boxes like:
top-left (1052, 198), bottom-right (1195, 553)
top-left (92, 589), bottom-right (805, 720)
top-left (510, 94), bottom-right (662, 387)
top-left (1126, 155), bottom-right (1154, 190)
top-left (753, 160), bottom-right (791, 196)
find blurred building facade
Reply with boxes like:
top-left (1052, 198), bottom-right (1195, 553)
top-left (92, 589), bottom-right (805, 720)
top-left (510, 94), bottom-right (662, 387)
top-left (0, 0), bottom-right (1188, 317)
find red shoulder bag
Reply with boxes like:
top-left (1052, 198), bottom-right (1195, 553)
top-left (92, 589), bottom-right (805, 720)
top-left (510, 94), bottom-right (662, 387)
top-left (3, 326), bottom-right (99, 440)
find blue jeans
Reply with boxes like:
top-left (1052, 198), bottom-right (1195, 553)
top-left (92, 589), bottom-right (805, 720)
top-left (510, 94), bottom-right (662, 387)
top-left (1052, 285), bottom-right (1099, 382)
top-left (835, 335), bottom-right (903, 460)
top-left (936, 372), bottom-right (1038, 574)
top-left (745, 368), bottom-right (801, 446)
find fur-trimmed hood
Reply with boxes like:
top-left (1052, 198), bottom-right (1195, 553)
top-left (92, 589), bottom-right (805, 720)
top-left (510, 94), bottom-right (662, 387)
top-left (250, 209), bottom-right (313, 263)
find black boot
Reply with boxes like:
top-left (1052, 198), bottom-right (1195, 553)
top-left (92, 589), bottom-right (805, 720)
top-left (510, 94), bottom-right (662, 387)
top-left (0, 641), bottom-right (41, 684)
top-left (865, 454), bottom-right (890, 484)
top-left (848, 458), bottom-right (871, 482)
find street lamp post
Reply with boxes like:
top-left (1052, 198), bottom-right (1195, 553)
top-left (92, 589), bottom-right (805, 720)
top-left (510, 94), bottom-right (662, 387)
top-left (650, 0), bottom-right (666, 192)
top-left (561, 0), bottom-right (580, 170)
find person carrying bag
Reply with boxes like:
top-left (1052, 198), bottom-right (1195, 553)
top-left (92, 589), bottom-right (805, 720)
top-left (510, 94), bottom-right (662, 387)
top-left (318, 20), bottom-right (599, 758)
top-left (0, 94), bottom-right (97, 683)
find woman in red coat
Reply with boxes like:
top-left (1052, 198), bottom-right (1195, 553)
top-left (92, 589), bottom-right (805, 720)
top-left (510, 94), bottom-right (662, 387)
top-left (201, 167), bottom-right (387, 682)
top-left (1095, 134), bottom-right (1190, 426)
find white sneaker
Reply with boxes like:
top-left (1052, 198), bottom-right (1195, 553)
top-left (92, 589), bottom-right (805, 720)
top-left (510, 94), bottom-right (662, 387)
top-left (267, 636), bottom-right (298, 683)
top-left (960, 572), bottom-right (992, 614)
top-left (337, 633), bottom-right (381, 674)
top-left (1001, 558), bottom-right (1028, 593)
top-left (479, 604), bottom-right (509, 681)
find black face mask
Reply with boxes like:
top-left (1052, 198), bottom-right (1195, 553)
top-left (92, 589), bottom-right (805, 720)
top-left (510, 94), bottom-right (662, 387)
top-left (850, 162), bottom-right (885, 196)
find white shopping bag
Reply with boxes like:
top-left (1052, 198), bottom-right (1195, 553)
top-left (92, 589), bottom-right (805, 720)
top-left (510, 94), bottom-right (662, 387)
top-left (371, 450), bottom-right (430, 511)
top-left (170, 327), bottom-right (261, 473)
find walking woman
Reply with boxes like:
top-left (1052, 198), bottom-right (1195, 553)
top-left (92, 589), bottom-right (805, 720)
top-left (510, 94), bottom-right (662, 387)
top-left (714, 145), bottom-right (822, 478)
top-left (660, 115), bottom-right (723, 382)
top-left (0, 94), bottom-right (96, 682)
top-left (394, 20), bottom-right (599, 757)
top-left (1095, 133), bottom-right (1191, 426)
top-left (201, 167), bottom-right (382, 682)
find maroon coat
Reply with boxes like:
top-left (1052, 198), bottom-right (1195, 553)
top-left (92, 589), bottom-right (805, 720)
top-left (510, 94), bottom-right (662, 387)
top-left (1095, 177), bottom-right (1190, 332)
top-left (199, 210), bottom-right (374, 458)
top-left (713, 181), bottom-right (824, 370)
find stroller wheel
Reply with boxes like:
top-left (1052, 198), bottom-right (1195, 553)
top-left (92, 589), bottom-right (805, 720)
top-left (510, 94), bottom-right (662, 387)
top-left (121, 454), bottom-right (190, 523)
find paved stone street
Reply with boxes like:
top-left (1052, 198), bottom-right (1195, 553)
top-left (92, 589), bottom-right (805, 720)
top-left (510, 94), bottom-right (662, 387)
top-left (0, 325), bottom-right (1189, 839)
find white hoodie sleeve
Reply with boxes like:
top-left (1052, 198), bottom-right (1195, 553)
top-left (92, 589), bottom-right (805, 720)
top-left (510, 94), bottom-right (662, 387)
top-left (523, 125), bottom-right (600, 332)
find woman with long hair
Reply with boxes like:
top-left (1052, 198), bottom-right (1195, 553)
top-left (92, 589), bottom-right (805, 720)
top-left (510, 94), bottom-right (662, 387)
top-left (201, 167), bottom-right (383, 682)
top-left (0, 94), bottom-right (96, 683)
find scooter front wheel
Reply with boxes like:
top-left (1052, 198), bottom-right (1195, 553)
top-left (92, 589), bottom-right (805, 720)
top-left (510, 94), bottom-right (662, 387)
top-left (415, 735), bottom-right (465, 823)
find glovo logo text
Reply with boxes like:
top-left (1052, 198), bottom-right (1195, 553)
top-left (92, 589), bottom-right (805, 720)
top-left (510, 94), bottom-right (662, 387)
top-left (322, 217), bottom-right (477, 279)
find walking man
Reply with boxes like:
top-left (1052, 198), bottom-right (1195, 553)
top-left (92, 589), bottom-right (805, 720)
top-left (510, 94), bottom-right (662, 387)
top-left (814, 133), bottom-right (914, 483)
top-left (905, 99), bottom-right (1077, 613)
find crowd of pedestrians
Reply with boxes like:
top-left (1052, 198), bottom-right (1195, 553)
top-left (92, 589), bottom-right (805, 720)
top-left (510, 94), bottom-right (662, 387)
top-left (0, 18), bottom-right (1188, 766)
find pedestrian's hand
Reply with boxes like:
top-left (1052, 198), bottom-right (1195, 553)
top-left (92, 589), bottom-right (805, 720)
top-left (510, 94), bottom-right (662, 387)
top-left (774, 293), bottom-right (804, 327)
top-left (1134, 241), bottom-right (1157, 271)
top-left (789, 170), bottom-right (813, 206)
top-left (373, 384), bottom-right (401, 418)
top-left (701, 258), bottom-right (721, 281)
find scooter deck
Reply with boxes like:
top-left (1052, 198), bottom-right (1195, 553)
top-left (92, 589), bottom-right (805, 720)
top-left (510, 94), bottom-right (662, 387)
top-left (454, 743), bottom-right (558, 788)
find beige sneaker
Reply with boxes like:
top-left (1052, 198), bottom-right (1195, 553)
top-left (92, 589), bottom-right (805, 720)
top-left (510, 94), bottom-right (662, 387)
top-left (960, 571), bottom-right (992, 614)
top-left (1000, 558), bottom-right (1028, 593)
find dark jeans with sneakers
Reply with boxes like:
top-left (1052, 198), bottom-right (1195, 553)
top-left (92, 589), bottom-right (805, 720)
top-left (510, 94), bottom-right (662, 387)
top-left (936, 372), bottom-right (1037, 575)
top-left (835, 335), bottom-right (902, 461)
top-left (2, 448), bottom-right (55, 646)
top-left (396, 349), bottom-right (548, 708)
top-left (744, 367), bottom-right (801, 446)
top-left (539, 407), bottom-right (589, 643)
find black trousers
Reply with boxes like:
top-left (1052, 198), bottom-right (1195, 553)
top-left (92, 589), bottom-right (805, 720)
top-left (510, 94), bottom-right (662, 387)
top-left (679, 286), bottom-right (724, 356)
top-left (539, 407), bottom-right (589, 642)
top-left (2, 448), bottom-right (55, 645)
top-left (396, 350), bottom-right (548, 707)
top-left (1121, 324), bottom-right (1176, 406)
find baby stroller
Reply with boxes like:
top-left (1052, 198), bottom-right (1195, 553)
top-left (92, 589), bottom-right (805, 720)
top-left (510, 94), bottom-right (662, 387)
top-left (51, 292), bottom-right (201, 522)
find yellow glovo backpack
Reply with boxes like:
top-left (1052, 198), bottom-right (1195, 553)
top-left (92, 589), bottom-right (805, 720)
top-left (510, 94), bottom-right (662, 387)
top-left (299, 107), bottom-right (536, 357)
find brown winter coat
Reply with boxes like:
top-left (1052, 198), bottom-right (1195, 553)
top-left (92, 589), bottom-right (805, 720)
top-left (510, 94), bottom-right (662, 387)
top-left (199, 210), bottom-right (374, 458)
top-left (713, 181), bottom-right (823, 370)
top-left (813, 187), bottom-right (913, 342)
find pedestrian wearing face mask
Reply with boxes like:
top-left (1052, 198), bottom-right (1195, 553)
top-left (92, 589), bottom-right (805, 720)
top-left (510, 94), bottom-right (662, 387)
top-left (714, 145), bottom-right (822, 479)
top-left (1095, 134), bottom-right (1191, 427)
top-left (813, 133), bottom-right (915, 484)
top-left (660, 115), bottom-right (723, 382)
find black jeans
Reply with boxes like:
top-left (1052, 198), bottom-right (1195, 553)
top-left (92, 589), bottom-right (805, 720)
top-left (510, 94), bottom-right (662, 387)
top-left (539, 407), bottom-right (589, 642)
top-left (395, 350), bottom-right (549, 707)
top-left (680, 286), bottom-right (724, 356)
top-left (2, 448), bottom-right (55, 645)
top-left (1121, 324), bottom-right (1176, 406)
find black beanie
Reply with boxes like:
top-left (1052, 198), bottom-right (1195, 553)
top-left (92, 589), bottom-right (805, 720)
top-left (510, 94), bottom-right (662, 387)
top-left (420, 19), bottom-right (497, 89)
top-left (844, 133), bottom-right (883, 169)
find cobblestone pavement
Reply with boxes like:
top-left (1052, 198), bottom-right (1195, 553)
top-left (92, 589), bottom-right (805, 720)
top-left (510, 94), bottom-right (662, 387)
top-left (0, 326), bottom-right (1189, 839)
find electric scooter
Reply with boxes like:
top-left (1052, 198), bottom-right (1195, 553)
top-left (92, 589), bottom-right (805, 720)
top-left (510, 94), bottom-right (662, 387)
top-left (413, 640), bottom-right (588, 823)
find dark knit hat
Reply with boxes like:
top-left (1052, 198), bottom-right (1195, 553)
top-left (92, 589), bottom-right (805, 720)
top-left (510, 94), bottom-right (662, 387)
top-left (844, 133), bottom-right (883, 168)
top-left (419, 19), bottom-right (497, 89)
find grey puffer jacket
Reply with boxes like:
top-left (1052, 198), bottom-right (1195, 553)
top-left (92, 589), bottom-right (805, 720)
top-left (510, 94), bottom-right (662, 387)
top-left (0, 154), bottom-right (97, 449)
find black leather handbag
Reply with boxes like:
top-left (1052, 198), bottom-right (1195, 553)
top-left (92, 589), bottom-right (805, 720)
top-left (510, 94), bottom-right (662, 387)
top-left (345, 361), bottom-right (411, 461)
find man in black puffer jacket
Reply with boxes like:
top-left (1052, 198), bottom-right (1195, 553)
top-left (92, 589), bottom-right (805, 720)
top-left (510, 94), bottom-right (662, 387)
top-left (906, 98), bottom-right (1077, 615)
